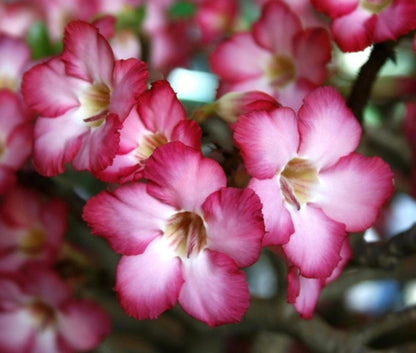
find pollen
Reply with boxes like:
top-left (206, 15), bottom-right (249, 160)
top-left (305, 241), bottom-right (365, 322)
top-left (280, 157), bottom-right (318, 209)
top-left (164, 211), bottom-right (207, 258)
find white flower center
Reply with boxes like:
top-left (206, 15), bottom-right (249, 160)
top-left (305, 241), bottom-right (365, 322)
top-left (135, 133), bottom-right (168, 161)
top-left (164, 211), bottom-right (207, 258)
top-left (265, 54), bottom-right (296, 89)
top-left (81, 82), bottom-right (111, 127)
top-left (360, 0), bottom-right (391, 13)
top-left (19, 227), bottom-right (46, 257)
top-left (279, 157), bottom-right (318, 210)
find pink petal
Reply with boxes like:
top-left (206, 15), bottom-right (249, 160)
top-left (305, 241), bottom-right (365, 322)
top-left (0, 310), bottom-right (34, 353)
top-left (137, 80), bottom-right (187, 134)
top-left (374, 0), bottom-right (416, 42)
top-left (1, 123), bottom-right (32, 170)
top-left (83, 182), bottom-right (175, 255)
top-left (178, 250), bottom-right (250, 326)
top-left (325, 237), bottom-right (352, 284)
top-left (171, 120), bottom-right (202, 150)
top-left (311, 0), bottom-right (358, 17)
top-left (58, 300), bottom-right (110, 351)
top-left (234, 108), bottom-right (299, 179)
top-left (216, 74), bottom-right (274, 98)
top-left (0, 168), bottom-right (15, 195)
top-left (62, 20), bottom-right (114, 85)
top-left (94, 152), bottom-right (142, 183)
top-left (33, 110), bottom-right (86, 176)
top-left (297, 86), bottom-right (362, 169)
top-left (202, 187), bottom-right (265, 267)
top-left (275, 78), bottom-right (316, 111)
top-left (144, 142), bottom-right (226, 211)
top-left (248, 177), bottom-right (294, 246)
top-left (209, 32), bottom-right (270, 82)
top-left (293, 28), bottom-right (331, 85)
top-left (115, 237), bottom-right (183, 320)
top-left (287, 266), bottom-right (323, 319)
top-left (22, 57), bottom-right (82, 117)
top-left (71, 113), bottom-right (122, 172)
top-left (252, 0), bottom-right (301, 54)
top-left (31, 327), bottom-right (61, 353)
top-left (109, 58), bottom-right (148, 120)
top-left (331, 8), bottom-right (376, 52)
top-left (315, 153), bottom-right (394, 232)
top-left (282, 205), bottom-right (346, 278)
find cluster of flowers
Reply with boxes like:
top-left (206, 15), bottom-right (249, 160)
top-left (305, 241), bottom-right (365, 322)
top-left (1, 0), bottom-right (415, 347)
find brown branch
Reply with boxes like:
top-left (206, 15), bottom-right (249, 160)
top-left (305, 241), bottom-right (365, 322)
top-left (347, 41), bottom-right (397, 123)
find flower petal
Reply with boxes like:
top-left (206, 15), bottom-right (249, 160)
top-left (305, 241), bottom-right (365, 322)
top-left (315, 153), bottom-right (394, 232)
top-left (144, 142), bottom-right (226, 211)
top-left (72, 113), bottom-right (122, 173)
top-left (248, 177), bottom-right (294, 246)
top-left (287, 266), bottom-right (323, 319)
top-left (234, 107), bottom-right (299, 179)
top-left (282, 205), bottom-right (346, 278)
top-left (209, 32), bottom-right (270, 82)
top-left (32, 110), bottom-right (86, 176)
top-left (331, 8), bottom-right (376, 52)
top-left (58, 300), bottom-right (110, 351)
top-left (202, 187), bottom-right (265, 267)
top-left (311, 0), bottom-right (358, 17)
top-left (297, 86), bottom-right (362, 169)
top-left (178, 250), bottom-right (250, 326)
top-left (109, 58), bottom-right (148, 120)
top-left (62, 20), bottom-right (114, 85)
top-left (115, 237), bottom-right (183, 320)
top-left (0, 310), bottom-right (34, 353)
top-left (83, 182), bottom-right (175, 255)
top-left (252, 0), bottom-right (301, 54)
top-left (22, 57), bottom-right (82, 117)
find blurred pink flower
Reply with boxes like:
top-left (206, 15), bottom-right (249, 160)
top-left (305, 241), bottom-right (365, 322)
top-left (0, 267), bottom-right (110, 353)
top-left (210, 0), bottom-right (331, 110)
top-left (84, 142), bottom-right (265, 326)
top-left (311, 0), bottom-right (416, 52)
top-left (0, 186), bottom-right (67, 273)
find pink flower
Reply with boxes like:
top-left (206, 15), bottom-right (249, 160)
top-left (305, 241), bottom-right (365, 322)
top-left (210, 0), bottom-right (331, 110)
top-left (0, 267), bottom-right (110, 353)
top-left (0, 34), bottom-right (32, 91)
top-left (234, 86), bottom-right (394, 317)
top-left (311, 0), bottom-right (416, 52)
top-left (83, 142), bottom-right (265, 326)
top-left (96, 80), bottom-right (201, 183)
top-left (0, 91), bottom-right (33, 194)
top-left (0, 1), bottom-right (41, 38)
top-left (0, 186), bottom-right (67, 273)
top-left (22, 20), bottom-right (148, 176)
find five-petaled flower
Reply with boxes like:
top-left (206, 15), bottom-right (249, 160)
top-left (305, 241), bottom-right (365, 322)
top-left (22, 20), bottom-right (148, 176)
top-left (234, 86), bottom-right (394, 318)
top-left (83, 141), bottom-right (265, 326)
top-left (210, 0), bottom-right (331, 110)
top-left (0, 267), bottom-right (110, 353)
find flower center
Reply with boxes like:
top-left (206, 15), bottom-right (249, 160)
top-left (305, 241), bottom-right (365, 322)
top-left (135, 133), bottom-right (168, 161)
top-left (28, 300), bottom-right (56, 330)
top-left (279, 157), bottom-right (318, 210)
top-left (164, 211), bottom-right (207, 258)
top-left (360, 0), bottom-right (391, 13)
top-left (19, 227), bottom-right (46, 257)
top-left (265, 54), bottom-right (296, 89)
top-left (81, 83), bottom-right (111, 128)
top-left (0, 76), bottom-right (17, 91)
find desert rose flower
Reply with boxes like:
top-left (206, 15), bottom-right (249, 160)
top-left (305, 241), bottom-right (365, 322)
top-left (0, 1), bottom-right (41, 38)
top-left (95, 80), bottom-right (201, 183)
top-left (0, 186), bottom-right (67, 273)
top-left (234, 86), bottom-right (394, 317)
top-left (0, 267), bottom-right (110, 353)
top-left (83, 142), bottom-right (265, 326)
top-left (210, 0), bottom-right (331, 110)
top-left (0, 91), bottom-right (33, 194)
top-left (22, 20), bottom-right (148, 176)
top-left (311, 0), bottom-right (416, 52)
